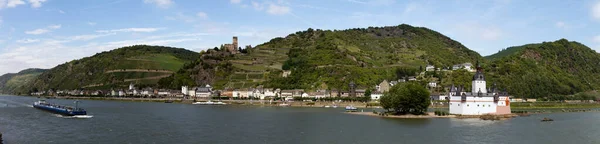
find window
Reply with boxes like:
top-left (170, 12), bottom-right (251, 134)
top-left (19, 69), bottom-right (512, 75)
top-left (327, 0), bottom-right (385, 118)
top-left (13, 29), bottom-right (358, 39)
top-left (488, 105), bottom-right (491, 107)
top-left (458, 104), bottom-right (460, 106)
top-left (477, 104), bottom-right (480, 107)
top-left (467, 104), bottom-right (469, 107)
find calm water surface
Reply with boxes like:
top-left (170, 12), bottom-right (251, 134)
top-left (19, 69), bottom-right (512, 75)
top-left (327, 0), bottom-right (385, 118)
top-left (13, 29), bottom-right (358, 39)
top-left (1, 95), bottom-right (600, 144)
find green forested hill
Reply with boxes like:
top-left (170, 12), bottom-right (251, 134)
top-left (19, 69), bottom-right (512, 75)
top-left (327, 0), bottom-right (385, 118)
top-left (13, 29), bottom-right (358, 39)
top-left (485, 44), bottom-right (542, 60)
top-left (0, 68), bottom-right (47, 94)
top-left (483, 39), bottom-right (600, 99)
top-left (263, 24), bottom-right (482, 90)
top-left (21, 45), bottom-right (199, 93)
top-left (162, 24), bottom-right (483, 90)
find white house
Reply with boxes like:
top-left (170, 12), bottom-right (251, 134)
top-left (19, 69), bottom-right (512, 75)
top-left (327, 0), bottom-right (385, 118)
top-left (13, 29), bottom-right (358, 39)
top-left (428, 82), bottom-right (437, 88)
top-left (448, 65), bottom-right (511, 115)
top-left (425, 65), bottom-right (435, 71)
top-left (182, 86), bottom-right (189, 95)
top-left (118, 90), bottom-right (125, 97)
top-left (196, 85), bottom-right (212, 98)
top-left (371, 92), bottom-right (383, 100)
top-left (188, 88), bottom-right (197, 97)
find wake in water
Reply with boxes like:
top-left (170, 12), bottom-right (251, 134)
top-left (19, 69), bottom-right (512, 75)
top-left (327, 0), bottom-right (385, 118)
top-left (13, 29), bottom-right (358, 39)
top-left (53, 114), bottom-right (94, 119)
top-left (0, 99), bottom-right (32, 107)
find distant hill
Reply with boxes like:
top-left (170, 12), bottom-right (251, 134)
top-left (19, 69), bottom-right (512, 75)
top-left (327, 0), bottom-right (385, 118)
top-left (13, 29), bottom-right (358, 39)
top-left (161, 24), bottom-right (483, 90)
top-left (19, 45), bottom-right (199, 93)
top-left (0, 68), bottom-right (47, 94)
top-left (485, 43), bottom-right (542, 60)
top-left (484, 39), bottom-right (600, 98)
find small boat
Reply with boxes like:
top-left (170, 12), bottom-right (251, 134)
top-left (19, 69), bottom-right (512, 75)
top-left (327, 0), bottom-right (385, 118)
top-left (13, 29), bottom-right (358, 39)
top-left (33, 100), bottom-right (87, 116)
top-left (279, 103), bottom-right (290, 107)
top-left (324, 105), bottom-right (331, 108)
top-left (541, 117), bottom-right (554, 122)
top-left (192, 100), bottom-right (226, 105)
top-left (164, 100), bottom-right (174, 103)
top-left (345, 105), bottom-right (358, 112)
top-left (332, 105), bottom-right (338, 108)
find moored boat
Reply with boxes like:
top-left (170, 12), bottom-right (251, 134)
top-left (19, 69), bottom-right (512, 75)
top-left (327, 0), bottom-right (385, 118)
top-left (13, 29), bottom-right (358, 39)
top-left (345, 105), bottom-right (358, 112)
top-left (192, 100), bottom-right (226, 105)
top-left (33, 100), bottom-right (87, 116)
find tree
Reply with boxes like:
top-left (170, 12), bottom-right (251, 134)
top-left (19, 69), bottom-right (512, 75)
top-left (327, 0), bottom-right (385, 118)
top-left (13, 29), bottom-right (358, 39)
top-left (213, 47), bottom-right (219, 51)
top-left (364, 89), bottom-right (371, 102)
top-left (380, 82), bottom-right (430, 115)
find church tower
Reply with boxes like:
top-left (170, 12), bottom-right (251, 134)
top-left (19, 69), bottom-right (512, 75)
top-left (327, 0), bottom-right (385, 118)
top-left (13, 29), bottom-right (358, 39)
top-left (471, 61), bottom-right (486, 94)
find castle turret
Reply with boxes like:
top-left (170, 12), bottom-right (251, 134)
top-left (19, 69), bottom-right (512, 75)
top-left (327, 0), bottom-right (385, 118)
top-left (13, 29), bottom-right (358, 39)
top-left (471, 62), bottom-right (487, 93)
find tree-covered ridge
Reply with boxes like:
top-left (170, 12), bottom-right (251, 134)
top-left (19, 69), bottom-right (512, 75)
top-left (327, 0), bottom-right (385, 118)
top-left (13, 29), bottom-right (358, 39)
top-left (25, 45), bottom-right (199, 93)
top-left (485, 43), bottom-right (541, 60)
top-left (0, 68), bottom-right (47, 94)
top-left (262, 24), bottom-right (482, 90)
top-left (484, 39), bottom-right (600, 99)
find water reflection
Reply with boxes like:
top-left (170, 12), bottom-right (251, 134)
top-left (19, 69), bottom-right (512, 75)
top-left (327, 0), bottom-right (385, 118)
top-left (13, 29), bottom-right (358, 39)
top-left (449, 118), bottom-right (503, 127)
top-left (380, 117), bottom-right (433, 126)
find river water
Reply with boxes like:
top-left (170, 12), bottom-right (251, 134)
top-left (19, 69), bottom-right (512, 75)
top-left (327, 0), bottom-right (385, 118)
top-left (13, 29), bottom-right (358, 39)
top-left (1, 95), bottom-right (599, 144)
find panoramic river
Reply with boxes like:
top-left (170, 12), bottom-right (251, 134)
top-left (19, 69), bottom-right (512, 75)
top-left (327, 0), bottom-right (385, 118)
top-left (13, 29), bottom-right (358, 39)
top-left (1, 95), bottom-right (600, 144)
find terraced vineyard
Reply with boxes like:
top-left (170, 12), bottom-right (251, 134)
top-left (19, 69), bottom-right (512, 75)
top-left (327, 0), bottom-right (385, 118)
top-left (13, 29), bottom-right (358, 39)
top-left (22, 45), bottom-right (199, 93)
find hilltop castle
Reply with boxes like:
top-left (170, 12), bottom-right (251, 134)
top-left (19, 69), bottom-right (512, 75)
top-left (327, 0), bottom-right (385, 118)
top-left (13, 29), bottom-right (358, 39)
top-left (223, 36), bottom-right (239, 54)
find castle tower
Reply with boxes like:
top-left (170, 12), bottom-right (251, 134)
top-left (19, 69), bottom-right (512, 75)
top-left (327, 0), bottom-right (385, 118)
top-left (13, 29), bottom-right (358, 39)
top-left (471, 62), bottom-right (486, 94)
top-left (233, 36), bottom-right (238, 51)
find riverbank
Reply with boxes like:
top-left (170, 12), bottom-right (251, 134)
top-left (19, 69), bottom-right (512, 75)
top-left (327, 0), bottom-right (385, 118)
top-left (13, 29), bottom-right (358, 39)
top-left (347, 112), bottom-right (522, 120)
top-left (29, 96), bottom-right (377, 108)
top-left (346, 112), bottom-right (456, 118)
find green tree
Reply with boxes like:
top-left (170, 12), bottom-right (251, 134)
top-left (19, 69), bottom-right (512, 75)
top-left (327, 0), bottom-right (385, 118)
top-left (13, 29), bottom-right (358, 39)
top-left (380, 82), bottom-right (430, 115)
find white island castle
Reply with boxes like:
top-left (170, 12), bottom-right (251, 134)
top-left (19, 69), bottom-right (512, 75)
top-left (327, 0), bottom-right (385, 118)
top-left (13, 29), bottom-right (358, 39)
top-left (448, 64), bottom-right (511, 115)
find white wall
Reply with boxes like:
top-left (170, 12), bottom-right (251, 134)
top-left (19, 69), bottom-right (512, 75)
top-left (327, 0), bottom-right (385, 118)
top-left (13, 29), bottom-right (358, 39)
top-left (371, 93), bottom-right (383, 100)
top-left (450, 96), bottom-right (498, 115)
top-left (472, 80), bottom-right (487, 93)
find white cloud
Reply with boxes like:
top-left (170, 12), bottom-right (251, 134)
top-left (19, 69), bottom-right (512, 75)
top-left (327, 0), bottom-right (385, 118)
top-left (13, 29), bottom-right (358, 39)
top-left (70, 33), bottom-right (115, 41)
top-left (16, 38), bottom-right (40, 43)
top-left (25, 29), bottom-right (49, 35)
top-left (266, 4), bottom-right (290, 15)
top-left (96, 27), bottom-right (161, 33)
top-left (230, 0), bottom-right (241, 4)
top-left (165, 12), bottom-right (195, 23)
top-left (555, 21), bottom-right (565, 28)
top-left (144, 0), bottom-right (173, 8)
top-left (7, 0), bottom-right (25, 8)
top-left (0, 0), bottom-right (6, 9)
top-left (455, 22), bottom-right (503, 41)
top-left (87, 22), bottom-right (96, 26)
top-left (58, 10), bottom-right (65, 14)
top-left (593, 1), bottom-right (600, 20)
top-left (48, 24), bottom-right (61, 29)
top-left (196, 12), bottom-right (208, 19)
top-left (28, 0), bottom-right (46, 8)
top-left (251, 1), bottom-right (263, 10)
top-left (24, 24), bottom-right (60, 35)
top-left (346, 0), bottom-right (395, 5)
top-left (594, 35), bottom-right (600, 43)
top-left (347, 0), bottom-right (367, 4)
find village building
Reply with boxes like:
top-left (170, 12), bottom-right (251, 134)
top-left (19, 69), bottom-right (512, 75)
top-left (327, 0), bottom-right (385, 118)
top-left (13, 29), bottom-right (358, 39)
top-left (182, 86), bottom-right (189, 96)
top-left (371, 91), bottom-right (383, 100)
top-left (428, 81), bottom-right (437, 88)
top-left (377, 80), bottom-right (390, 92)
top-left (196, 85), bottom-right (212, 98)
top-left (425, 65), bottom-right (435, 71)
top-left (448, 64), bottom-right (511, 115)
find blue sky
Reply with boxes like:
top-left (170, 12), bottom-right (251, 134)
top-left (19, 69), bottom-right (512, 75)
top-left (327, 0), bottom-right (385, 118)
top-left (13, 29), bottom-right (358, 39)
top-left (1, 0), bottom-right (600, 75)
